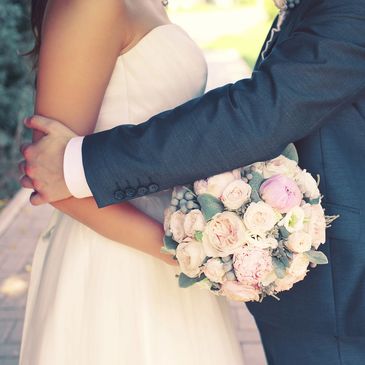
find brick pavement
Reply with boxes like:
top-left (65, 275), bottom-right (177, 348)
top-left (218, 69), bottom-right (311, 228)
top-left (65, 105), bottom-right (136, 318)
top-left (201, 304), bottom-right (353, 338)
top-left (0, 50), bottom-right (266, 365)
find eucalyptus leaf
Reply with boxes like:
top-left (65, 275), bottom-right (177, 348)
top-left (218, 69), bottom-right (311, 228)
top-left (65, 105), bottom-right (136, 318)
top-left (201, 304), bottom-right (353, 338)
top-left (179, 273), bottom-right (206, 288)
top-left (163, 235), bottom-right (179, 251)
top-left (308, 197), bottom-right (321, 205)
top-left (281, 143), bottom-right (299, 163)
top-left (304, 250), bottom-right (329, 265)
top-left (273, 257), bottom-right (286, 279)
top-left (249, 171), bottom-right (265, 202)
top-left (279, 226), bottom-right (290, 239)
top-left (279, 254), bottom-right (290, 268)
top-left (197, 194), bottom-right (224, 221)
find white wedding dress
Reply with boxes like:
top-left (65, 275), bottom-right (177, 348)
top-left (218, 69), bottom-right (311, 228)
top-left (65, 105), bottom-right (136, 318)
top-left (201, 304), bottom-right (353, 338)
top-left (20, 24), bottom-right (244, 365)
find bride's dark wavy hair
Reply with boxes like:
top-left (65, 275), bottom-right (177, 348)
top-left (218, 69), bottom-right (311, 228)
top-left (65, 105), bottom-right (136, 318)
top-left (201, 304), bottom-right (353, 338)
top-left (28, 0), bottom-right (48, 66)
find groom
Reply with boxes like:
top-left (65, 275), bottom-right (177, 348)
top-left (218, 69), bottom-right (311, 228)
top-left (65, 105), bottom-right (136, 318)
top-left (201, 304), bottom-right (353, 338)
top-left (20, 0), bottom-right (365, 364)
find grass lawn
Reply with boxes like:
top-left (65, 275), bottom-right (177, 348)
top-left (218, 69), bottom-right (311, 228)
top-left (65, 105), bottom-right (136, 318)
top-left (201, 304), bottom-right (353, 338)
top-left (205, 19), bottom-right (273, 69)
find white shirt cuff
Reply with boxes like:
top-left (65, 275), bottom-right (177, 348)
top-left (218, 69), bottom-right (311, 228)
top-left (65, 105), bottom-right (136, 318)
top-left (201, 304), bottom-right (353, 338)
top-left (63, 136), bottom-right (93, 199)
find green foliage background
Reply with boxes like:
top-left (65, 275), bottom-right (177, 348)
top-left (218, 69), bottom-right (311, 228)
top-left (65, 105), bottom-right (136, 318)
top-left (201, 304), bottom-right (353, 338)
top-left (0, 1), bottom-right (34, 201)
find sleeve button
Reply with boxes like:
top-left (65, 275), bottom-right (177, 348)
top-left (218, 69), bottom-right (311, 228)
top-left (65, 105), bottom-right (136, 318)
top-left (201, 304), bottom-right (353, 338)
top-left (148, 183), bottom-right (159, 193)
top-left (137, 187), bottom-right (149, 196)
top-left (125, 188), bottom-right (137, 198)
top-left (114, 190), bottom-right (125, 200)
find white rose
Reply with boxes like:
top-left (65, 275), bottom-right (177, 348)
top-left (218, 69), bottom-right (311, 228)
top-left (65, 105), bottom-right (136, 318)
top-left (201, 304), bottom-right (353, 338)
top-left (184, 210), bottom-right (206, 238)
top-left (221, 180), bottom-right (252, 210)
top-left (302, 204), bottom-right (326, 249)
top-left (244, 202), bottom-right (279, 235)
top-left (170, 211), bottom-right (186, 243)
top-left (262, 155), bottom-right (299, 179)
top-left (278, 206), bottom-right (305, 233)
top-left (176, 240), bottom-right (206, 278)
top-left (249, 162), bottom-right (265, 175)
top-left (287, 253), bottom-right (310, 279)
top-left (274, 275), bottom-right (297, 293)
top-left (285, 231), bottom-right (312, 253)
top-left (203, 258), bottom-right (226, 283)
top-left (274, 254), bottom-right (310, 293)
top-left (295, 170), bottom-right (321, 200)
top-left (206, 172), bottom-right (236, 198)
top-left (232, 168), bottom-right (242, 180)
top-left (194, 179), bottom-right (208, 196)
top-left (202, 212), bottom-right (247, 257)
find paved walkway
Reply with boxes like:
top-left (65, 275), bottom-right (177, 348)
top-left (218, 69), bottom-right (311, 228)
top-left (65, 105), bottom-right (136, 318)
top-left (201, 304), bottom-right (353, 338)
top-left (0, 50), bottom-right (266, 365)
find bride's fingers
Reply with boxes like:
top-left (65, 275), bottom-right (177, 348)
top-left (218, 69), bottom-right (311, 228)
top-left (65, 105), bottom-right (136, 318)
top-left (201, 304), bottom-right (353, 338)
top-left (20, 175), bottom-right (35, 190)
top-left (18, 160), bottom-right (26, 175)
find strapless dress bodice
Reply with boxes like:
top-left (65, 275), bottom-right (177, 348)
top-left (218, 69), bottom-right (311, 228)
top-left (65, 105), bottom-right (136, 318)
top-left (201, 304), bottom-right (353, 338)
top-left (95, 24), bottom-right (208, 222)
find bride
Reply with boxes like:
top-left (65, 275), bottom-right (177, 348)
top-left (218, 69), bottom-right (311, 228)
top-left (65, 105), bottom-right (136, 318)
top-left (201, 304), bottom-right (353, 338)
top-left (20, 0), bottom-right (244, 364)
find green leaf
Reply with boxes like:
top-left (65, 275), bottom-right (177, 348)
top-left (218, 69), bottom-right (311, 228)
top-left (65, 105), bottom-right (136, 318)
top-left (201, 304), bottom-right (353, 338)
top-left (178, 273), bottom-right (206, 288)
top-left (304, 250), bottom-right (329, 265)
top-left (273, 257), bottom-right (286, 279)
top-left (279, 226), bottom-right (290, 239)
top-left (163, 235), bottom-right (178, 251)
top-left (281, 143), bottom-right (299, 163)
top-left (194, 231), bottom-right (203, 242)
top-left (308, 197), bottom-right (321, 205)
top-left (248, 171), bottom-right (265, 202)
top-left (197, 194), bottom-right (224, 221)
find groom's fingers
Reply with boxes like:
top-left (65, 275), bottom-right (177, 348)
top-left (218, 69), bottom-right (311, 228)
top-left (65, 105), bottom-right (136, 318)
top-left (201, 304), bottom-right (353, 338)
top-left (30, 191), bottom-right (47, 206)
top-left (20, 175), bottom-right (35, 190)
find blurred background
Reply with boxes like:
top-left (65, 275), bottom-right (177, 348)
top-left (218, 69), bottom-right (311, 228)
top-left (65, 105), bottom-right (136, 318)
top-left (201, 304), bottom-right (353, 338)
top-left (0, 1), bottom-right (277, 364)
top-left (0, 0), bottom-right (276, 209)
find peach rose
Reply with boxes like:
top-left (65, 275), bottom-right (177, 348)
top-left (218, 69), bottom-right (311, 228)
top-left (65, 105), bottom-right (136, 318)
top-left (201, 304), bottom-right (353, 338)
top-left (203, 258), bottom-right (226, 283)
top-left (262, 155), bottom-right (299, 179)
top-left (285, 232), bottom-right (312, 253)
top-left (170, 211), bottom-right (186, 243)
top-left (206, 172), bottom-right (237, 198)
top-left (176, 240), bottom-right (206, 278)
top-left (184, 210), bottom-right (206, 238)
top-left (202, 212), bottom-right (247, 257)
top-left (244, 201), bottom-right (279, 235)
top-left (221, 180), bottom-right (252, 210)
top-left (221, 281), bottom-right (260, 302)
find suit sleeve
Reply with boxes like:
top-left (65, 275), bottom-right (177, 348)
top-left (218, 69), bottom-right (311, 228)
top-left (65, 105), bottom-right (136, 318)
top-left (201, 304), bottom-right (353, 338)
top-left (82, 1), bottom-right (365, 208)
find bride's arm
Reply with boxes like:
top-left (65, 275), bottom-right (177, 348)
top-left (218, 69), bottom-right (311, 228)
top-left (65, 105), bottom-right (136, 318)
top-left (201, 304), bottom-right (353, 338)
top-left (35, 0), bottom-right (175, 265)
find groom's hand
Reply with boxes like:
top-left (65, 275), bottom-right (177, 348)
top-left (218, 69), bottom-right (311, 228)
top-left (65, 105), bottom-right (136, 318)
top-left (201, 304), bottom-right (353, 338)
top-left (19, 116), bottom-right (76, 205)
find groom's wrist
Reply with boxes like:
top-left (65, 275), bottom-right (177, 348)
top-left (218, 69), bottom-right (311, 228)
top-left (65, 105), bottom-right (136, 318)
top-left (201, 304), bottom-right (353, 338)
top-left (63, 136), bottom-right (93, 198)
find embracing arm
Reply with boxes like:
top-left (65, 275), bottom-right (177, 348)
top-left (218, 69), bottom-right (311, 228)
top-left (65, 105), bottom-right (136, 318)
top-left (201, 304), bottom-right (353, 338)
top-left (33, 0), bottom-right (174, 264)
top-left (80, 0), bottom-right (365, 207)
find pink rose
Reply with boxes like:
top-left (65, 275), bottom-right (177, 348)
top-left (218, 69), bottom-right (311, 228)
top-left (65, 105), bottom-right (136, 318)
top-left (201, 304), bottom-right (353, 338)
top-left (260, 175), bottom-right (303, 213)
top-left (184, 210), bottom-right (206, 238)
top-left (233, 246), bottom-right (273, 287)
top-left (302, 204), bottom-right (326, 249)
top-left (202, 212), bottom-right (247, 257)
top-left (221, 281), bottom-right (260, 302)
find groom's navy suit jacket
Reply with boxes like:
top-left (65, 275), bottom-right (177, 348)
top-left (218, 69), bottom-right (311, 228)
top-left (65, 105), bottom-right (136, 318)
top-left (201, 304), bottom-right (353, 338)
top-left (83, 0), bottom-right (365, 338)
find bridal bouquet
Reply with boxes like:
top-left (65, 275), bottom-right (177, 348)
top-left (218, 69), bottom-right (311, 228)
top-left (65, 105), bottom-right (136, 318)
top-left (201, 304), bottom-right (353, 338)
top-left (163, 144), bottom-right (337, 302)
